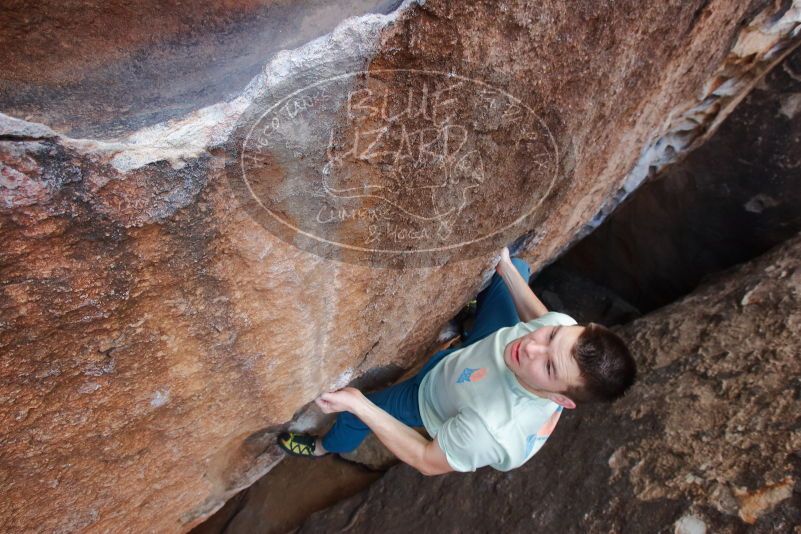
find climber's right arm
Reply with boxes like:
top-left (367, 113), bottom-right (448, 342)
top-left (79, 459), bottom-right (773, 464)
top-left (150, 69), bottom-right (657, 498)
top-left (316, 388), bottom-right (454, 476)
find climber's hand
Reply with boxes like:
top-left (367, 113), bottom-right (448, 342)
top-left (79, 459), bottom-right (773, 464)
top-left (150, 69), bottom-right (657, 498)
top-left (495, 246), bottom-right (513, 274)
top-left (315, 387), bottom-right (364, 414)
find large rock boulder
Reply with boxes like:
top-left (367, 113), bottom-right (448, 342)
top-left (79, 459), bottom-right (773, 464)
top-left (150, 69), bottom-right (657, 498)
top-left (299, 232), bottom-right (801, 533)
top-left (1, 0), bottom-right (799, 531)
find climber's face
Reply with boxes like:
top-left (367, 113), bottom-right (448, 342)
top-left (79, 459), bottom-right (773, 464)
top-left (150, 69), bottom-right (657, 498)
top-left (503, 324), bottom-right (584, 409)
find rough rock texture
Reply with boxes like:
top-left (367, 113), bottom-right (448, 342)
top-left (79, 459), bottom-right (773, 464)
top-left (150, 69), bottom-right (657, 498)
top-left (192, 455), bottom-right (382, 534)
top-left (2, 1), bottom-right (800, 532)
top-left (0, 0), bottom-right (404, 137)
top-left (556, 44), bottom-right (801, 312)
top-left (299, 233), bottom-right (801, 533)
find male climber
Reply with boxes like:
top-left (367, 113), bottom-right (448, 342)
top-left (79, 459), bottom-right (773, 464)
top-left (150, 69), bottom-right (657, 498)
top-left (277, 247), bottom-right (637, 475)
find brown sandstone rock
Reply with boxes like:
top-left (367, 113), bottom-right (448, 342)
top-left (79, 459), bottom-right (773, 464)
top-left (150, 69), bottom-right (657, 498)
top-left (1, 1), bottom-right (799, 531)
top-left (299, 232), bottom-right (801, 533)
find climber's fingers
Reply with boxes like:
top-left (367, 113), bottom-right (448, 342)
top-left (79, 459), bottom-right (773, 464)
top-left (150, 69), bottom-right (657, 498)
top-left (314, 396), bottom-right (339, 414)
top-left (495, 246), bottom-right (512, 274)
top-left (315, 387), bottom-right (363, 414)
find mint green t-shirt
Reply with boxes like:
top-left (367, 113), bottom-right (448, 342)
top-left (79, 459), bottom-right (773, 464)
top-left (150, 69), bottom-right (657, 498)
top-left (418, 311), bottom-right (577, 472)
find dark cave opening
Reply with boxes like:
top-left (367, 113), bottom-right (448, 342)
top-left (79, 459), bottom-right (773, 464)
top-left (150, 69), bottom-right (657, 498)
top-left (532, 47), bottom-right (801, 326)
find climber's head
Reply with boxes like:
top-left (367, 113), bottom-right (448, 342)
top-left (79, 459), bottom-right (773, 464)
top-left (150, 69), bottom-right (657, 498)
top-left (504, 322), bottom-right (636, 409)
top-left (563, 323), bottom-right (637, 404)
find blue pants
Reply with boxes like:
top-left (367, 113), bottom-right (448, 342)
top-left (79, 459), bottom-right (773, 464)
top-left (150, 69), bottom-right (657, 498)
top-left (321, 257), bottom-right (532, 453)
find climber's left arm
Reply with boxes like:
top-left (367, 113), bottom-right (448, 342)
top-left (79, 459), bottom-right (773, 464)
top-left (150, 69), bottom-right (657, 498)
top-left (316, 387), bottom-right (454, 476)
top-left (496, 246), bottom-right (549, 321)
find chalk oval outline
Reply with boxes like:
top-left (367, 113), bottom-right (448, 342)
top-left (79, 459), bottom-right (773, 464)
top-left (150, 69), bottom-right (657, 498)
top-left (239, 68), bottom-right (560, 255)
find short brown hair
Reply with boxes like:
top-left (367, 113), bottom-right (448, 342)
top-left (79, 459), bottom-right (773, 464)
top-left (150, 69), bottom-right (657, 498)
top-left (565, 323), bottom-right (636, 403)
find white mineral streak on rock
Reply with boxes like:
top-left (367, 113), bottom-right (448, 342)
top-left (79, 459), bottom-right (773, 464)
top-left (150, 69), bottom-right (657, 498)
top-left (576, 3), bottom-right (801, 241)
top-left (330, 368), bottom-right (355, 391)
top-left (607, 446), bottom-right (626, 479)
top-left (313, 262), bottom-right (338, 386)
top-left (0, 114), bottom-right (59, 138)
top-left (105, 103), bottom-right (247, 171)
top-left (778, 92), bottom-right (801, 117)
top-left (288, 407), bottom-right (327, 433)
top-left (150, 388), bottom-right (170, 408)
top-left (0, 0), bottom-right (422, 173)
top-left (436, 319), bottom-right (460, 343)
top-left (78, 382), bottom-right (101, 395)
top-left (0, 142), bottom-right (48, 208)
top-left (674, 514), bottom-right (707, 534)
top-left (743, 193), bottom-right (780, 213)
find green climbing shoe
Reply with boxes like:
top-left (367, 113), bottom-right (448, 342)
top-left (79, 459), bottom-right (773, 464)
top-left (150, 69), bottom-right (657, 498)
top-left (277, 432), bottom-right (321, 458)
